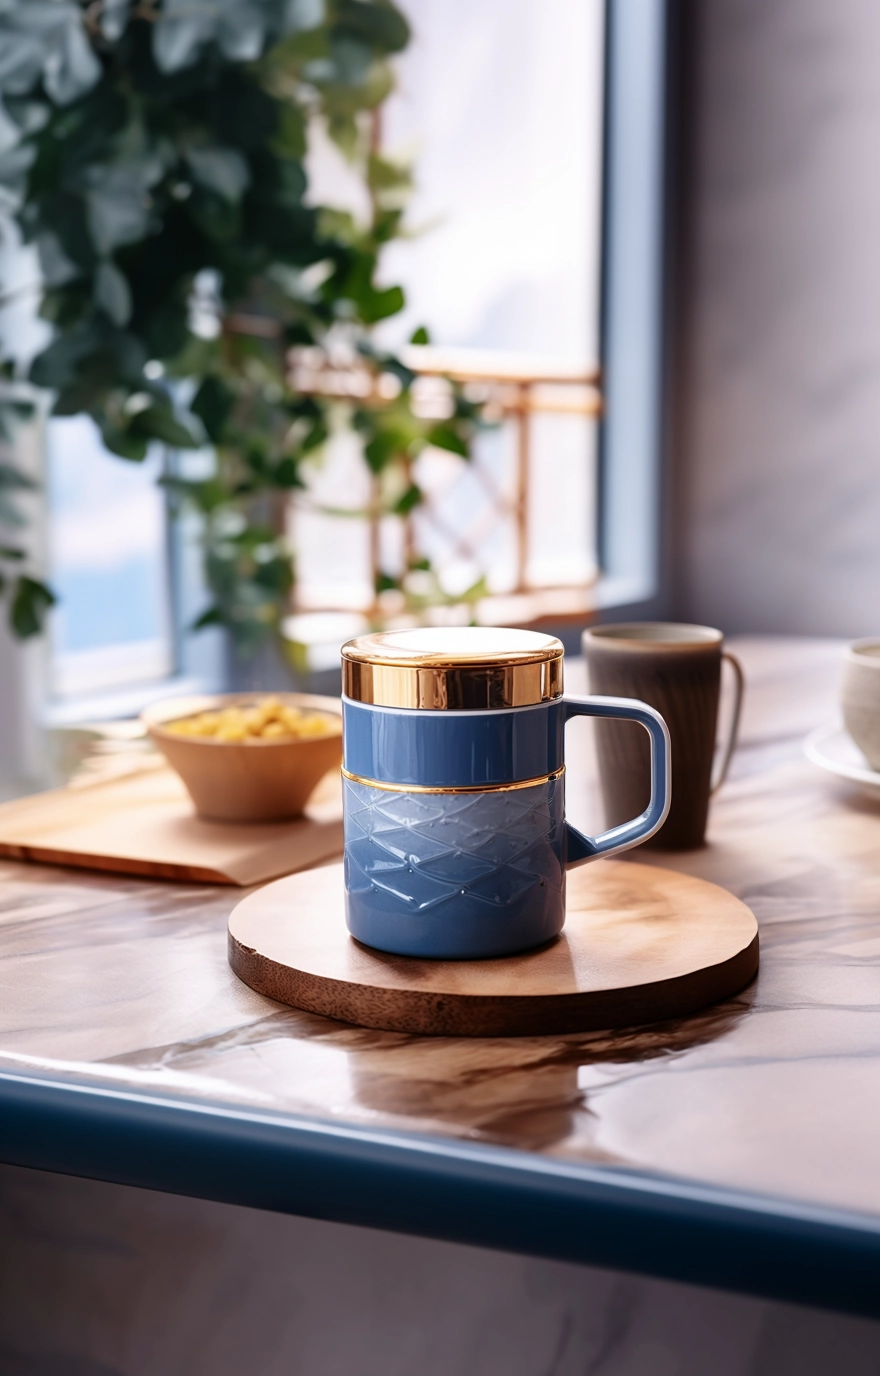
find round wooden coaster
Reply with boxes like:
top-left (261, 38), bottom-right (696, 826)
top-left (228, 860), bottom-right (758, 1037)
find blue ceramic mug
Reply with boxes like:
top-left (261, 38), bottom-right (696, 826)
top-left (341, 628), bottom-right (671, 959)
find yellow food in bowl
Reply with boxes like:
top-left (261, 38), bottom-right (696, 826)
top-left (164, 696), bottom-right (342, 744)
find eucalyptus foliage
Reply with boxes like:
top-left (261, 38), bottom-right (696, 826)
top-left (0, 0), bottom-right (481, 648)
top-left (0, 369), bottom-right (55, 635)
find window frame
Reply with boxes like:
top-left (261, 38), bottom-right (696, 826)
top-left (595, 0), bottom-right (669, 619)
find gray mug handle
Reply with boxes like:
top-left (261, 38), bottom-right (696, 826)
top-left (562, 695), bottom-right (672, 868)
top-left (710, 652), bottom-right (745, 794)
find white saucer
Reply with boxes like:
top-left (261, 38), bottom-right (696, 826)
top-left (804, 722), bottom-right (880, 799)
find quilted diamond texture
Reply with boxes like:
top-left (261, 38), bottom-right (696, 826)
top-left (344, 775), bottom-right (564, 915)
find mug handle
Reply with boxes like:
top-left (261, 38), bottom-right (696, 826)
top-left (710, 652), bottom-right (745, 795)
top-left (563, 695), bottom-right (671, 868)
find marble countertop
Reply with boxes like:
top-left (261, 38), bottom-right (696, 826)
top-left (3, 637), bottom-right (880, 1316)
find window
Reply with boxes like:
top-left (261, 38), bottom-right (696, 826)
top-left (382, 0), bottom-right (604, 363)
top-left (289, 0), bottom-right (609, 649)
top-left (37, 0), bottom-right (668, 699)
top-left (43, 419), bottom-right (225, 717)
top-left (47, 417), bottom-right (173, 700)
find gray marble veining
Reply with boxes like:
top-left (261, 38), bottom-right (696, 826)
top-left (2, 638), bottom-right (878, 1218)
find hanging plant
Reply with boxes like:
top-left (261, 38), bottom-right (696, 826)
top-left (0, 0), bottom-right (483, 650)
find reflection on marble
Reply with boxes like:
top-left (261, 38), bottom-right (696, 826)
top-left (3, 640), bottom-right (880, 1219)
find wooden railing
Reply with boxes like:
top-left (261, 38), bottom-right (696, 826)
top-left (286, 344), bottom-right (603, 631)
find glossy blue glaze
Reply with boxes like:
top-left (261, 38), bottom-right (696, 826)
top-left (342, 692), bottom-right (671, 958)
top-left (342, 697), bottom-right (563, 788)
top-left (344, 774), bottom-right (566, 958)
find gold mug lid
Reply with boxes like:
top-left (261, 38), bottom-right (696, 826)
top-left (341, 627), bottom-right (564, 710)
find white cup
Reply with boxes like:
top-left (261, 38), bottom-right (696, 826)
top-left (842, 640), bottom-right (880, 770)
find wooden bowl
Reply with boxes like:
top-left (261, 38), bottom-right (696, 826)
top-left (142, 693), bottom-right (342, 823)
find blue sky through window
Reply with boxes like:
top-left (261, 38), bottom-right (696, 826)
top-left (46, 415), bottom-right (171, 674)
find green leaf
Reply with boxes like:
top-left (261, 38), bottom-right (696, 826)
top-left (99, 424), bottom-right (148, 461)
top-left (216, 5), bottom-right (267, 62)
top-left (427, 423), bottom-right (469, 458)
top-left (30, 326), bottom-right (101, 390)
top-left (100, 0), bottom-right (131, 43)
top-left (459, 575), bottom-right (489, 603)
top-left (129, 405), bottom-right (201, 449)
top-left (254, 556), bottom-right (294, 595)
top-left (94, 260), bottom-right (132, 327)
top-left (367, 154), bottom-right (411, 194)
top-left (192, 605), bottom-right (224, 630)
top-left (85, 158), bottom-right (165, 255)
top-left (286, 0), bottom-right (325, 33)
top-left (409, 326), bottom-right (430, 345)
top-left (153, 1), bottom-right (267, 74)
top-left (186, 147), bottom-right (251, 203)
top-left (192, 376), bottom-right (235, 444)
top-left (44, 13), bottom-right (101, 105)
top-left (0, 32), bottom-right (45, 99)
top-left (318, 207), bottom-right (359, 245)
top-left (274, 456), bottom-right (302, 489)
top-left (356, 343), bottom-right (414, 390)
top-left (334, 1), bottom-right (410, 54)
top-left (0, 144), bottom-right (35, 197)
top-left (363, 430), bottom-right (398, 473)
top-left (152, 12), bottom-right (213, 74)
top-left (272, 104), bottom-right (307, 160)
top-left (0, 7), bottom-right (101, 107)
top-left (393, 482), bottom-right (422, 515)
top-left (358, 283), bottom-right (404, 324)
top-left (5, 98), bottom-right (50, 137)
top-left (163, 476), bottom-right (230, 514)
top-left (297, 418), bottom-right (328, 456)
top-left (371, 207), bottom-right (403, 245)
top-left (326, 36), bottom-right (373, 87)
top-left (10, 575), bottom-right (56, 639)
top-left (37, 233), bottom-right (81, 288)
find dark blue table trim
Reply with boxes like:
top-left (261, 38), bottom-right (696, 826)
top-left (1, 1069), bottom-right (879, 1319)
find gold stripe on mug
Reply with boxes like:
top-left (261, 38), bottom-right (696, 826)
top-left (340, 765), bottom-right (565, 796)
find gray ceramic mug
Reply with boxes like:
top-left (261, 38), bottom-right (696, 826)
top-left (582, 623), bottom-right (744, 850)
